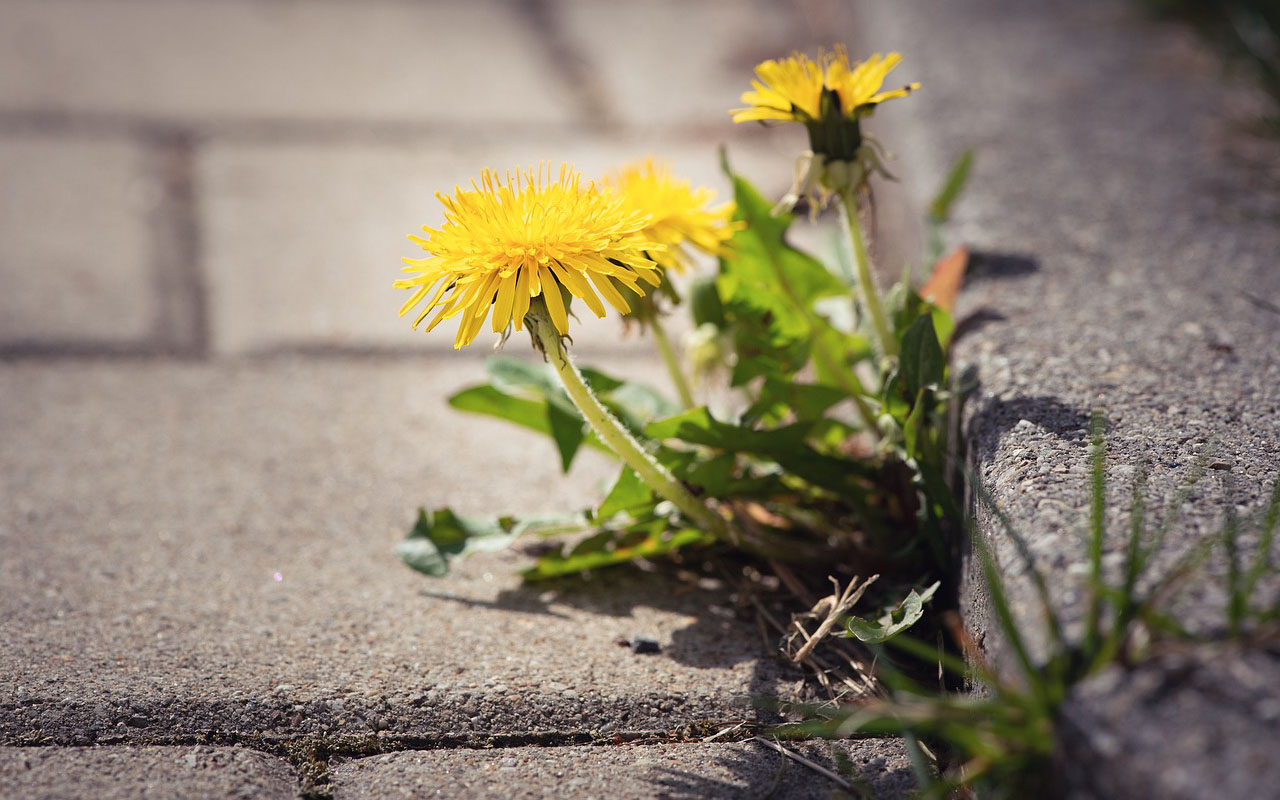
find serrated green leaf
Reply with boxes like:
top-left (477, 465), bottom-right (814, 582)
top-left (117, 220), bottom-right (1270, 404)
top-left (743, 378), bottom-right (849, 426)
top-left (448, 385), bottom-right (611, 470)
top-left (716, 168), bottom-right (847, 386)
top-left (899, 314), bottom-right (945, 397)
top-left (448, 385), bottom-right (553, 436)
top-left (647, 408), bottom-right (875, 496)
top-left (728, 173), bottom-right (846, 304)
top-left (398, 508), bottom-right (521, 577)
top-left (522, 527), bottom-right (715, 580)
top-left (597, 467), bottom-right (654, 520)
top-left (454, 358), bottom-right (674, 472)
top-left (844, 581), bottom-right (941, 643)
top-left (546, 401), bottom-right (587, 472)
top-left (485, 356), bottom-right (558, 396)
top-left (690, 275), bottom-right (726, 328)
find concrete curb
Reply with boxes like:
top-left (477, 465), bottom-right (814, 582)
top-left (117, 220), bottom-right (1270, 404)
top-left (863, 0), bottom-right (1280, 795)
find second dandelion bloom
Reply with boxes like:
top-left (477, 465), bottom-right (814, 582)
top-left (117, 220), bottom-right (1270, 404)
top-left (396, 164), bottom-right (662, 348)
top-left (603, 158), bottom-right (738, 273)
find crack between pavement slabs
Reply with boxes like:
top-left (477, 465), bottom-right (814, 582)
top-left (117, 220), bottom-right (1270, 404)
top-left (5, 722), bottom-right (778, 799)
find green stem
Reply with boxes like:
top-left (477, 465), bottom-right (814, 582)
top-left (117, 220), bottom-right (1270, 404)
top-left (529, 304), bottom-right (730, 540)
top-left (650, 314), bottom-right (696, 410)
top-left (840, 187), bottom-right (897, 358)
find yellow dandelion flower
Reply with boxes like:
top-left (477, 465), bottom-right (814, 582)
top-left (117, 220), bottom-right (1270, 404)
top-left (731, 47), bottom-right (918, 125)
top-left (395, 164), bottom-right (662, 349)
top-left (603, 158), bottom-right (738, 273)
top-left (826, 52), bottom-right (917, 116)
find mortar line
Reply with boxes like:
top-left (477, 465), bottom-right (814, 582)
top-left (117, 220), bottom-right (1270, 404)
top-left (0, 343), bottom-right (686, 363)
top-left (144, 129), bottom-right (210, 358)
top-left (0, 110), bottom-right (727, 147)
top-left (516, 0), bottom-right (619, 134)
top-left (4, 723), bottom-right (780, 798)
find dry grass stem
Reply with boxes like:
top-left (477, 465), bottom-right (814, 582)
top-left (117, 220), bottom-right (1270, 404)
top-left (752, 736), bottom-right (852, 791)
top-left (792, 574), bottom-right (879, 663)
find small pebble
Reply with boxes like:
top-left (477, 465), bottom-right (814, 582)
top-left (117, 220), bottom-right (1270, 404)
top-left (630, 636), bottom-right (661, 655)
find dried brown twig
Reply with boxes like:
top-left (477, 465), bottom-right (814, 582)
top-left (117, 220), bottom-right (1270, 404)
top-left (791, 574), bottom-right (879, 663)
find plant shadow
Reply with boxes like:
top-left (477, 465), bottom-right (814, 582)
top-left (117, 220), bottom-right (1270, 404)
top-left (651, 739), bottom-right (916, 799)
top-left (966, 394), bottom-right (1093, 467)
top-left (418, 561), bottom-right (807, 697)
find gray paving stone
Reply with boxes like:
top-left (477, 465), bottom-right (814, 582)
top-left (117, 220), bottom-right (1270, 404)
top-left (861, 0), bottom-right (1280, 794)
top-left (330, 739), bottom-right (914, 799)
top-left (0, 135), bottom-right (155, 346)
top-left (0, 358), bottom-right (801, 744)
top-left (556, 0), bottom-right (818, 131)
top-left (0, 746), bottom-right (298, 800)
top-left (0, 0), bottom-right (576, 126)
top-left (199, 134), bottom-right (793, 355)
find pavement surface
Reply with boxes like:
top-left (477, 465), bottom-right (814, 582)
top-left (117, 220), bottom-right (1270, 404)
top-left (0, 746), bottom-right (299, 800)
top-left (0, 358), bottom-right (805, 744)
top-left (862, 0), bottom-right (1280, 794)
top-left (0, 0), bottom-right (910, 796)
top-left (328, 740), bottom-right (915, 799)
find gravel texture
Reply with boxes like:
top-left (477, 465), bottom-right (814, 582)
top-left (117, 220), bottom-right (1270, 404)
top-left (329, 739), bottom-right (915, 800)
top-left (0, 746), bottom-right (298, 800)
top-left (0, 357), bottom-right (802, 744)
top-left (1056, 644), bottom-right (1280, 800)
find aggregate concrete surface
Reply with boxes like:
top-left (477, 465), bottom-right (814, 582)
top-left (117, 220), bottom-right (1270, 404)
top-left (863, 0), bottom-right (1280, 794)
top-left (0, 746), bottom-right (299, 800)
top-left (870, 0), bottom-right (1280, 641)
top-left (1, 0), bottom-right (921, 794)
top-left (1056, 644), bottom-right (1280, 800)
top-left (0, 358), bottom-right (806, 744)
top-left (329, 739), bottom-right (914, 800)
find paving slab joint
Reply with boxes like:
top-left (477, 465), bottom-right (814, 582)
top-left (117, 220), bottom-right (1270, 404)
top-left (4, 722), bottom-right (782, 800)
top-left (145, 128), bottom-right (210, 358)
top-left (517, 0), bottom-right (619, 131)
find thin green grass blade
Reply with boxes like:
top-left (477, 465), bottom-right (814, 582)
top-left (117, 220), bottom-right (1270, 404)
top-left (1223, 473), bottom-right (1245, 637)
top-left (970, 476), bottom-right (1067, 652)
top-left (1146, 451), bottom-right (1213, 562)
top-left (971, 522), bottom-right (1052, 707)
top-left (1241, 478), bottom-right (1280, 613)
top-left (1084, 410), bottom-right (1107, 659)
top-left (902, 731), bottom-right (939, 793)
top-left (1098, 463), bottom-right (1150, 668)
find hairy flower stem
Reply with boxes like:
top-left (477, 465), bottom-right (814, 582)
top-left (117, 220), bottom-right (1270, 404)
top-left (650, 315), bottom-right (696, 410)
top-left (528, 301), bottom-right (730, 541)
top-left (839, 187), bottom-right (897, 358)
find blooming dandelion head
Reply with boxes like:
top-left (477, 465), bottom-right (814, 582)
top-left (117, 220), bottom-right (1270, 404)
top-left (732, 47), bottom-right (918, 127)
top-left (603, 157), bottom-right (739, 273)
top-left (395, 164), bottom-right (663, 348)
